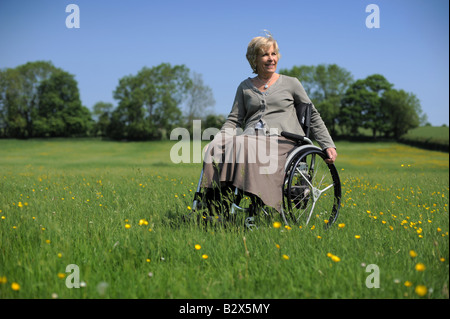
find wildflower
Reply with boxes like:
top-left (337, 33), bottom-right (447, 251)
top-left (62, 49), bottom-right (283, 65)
top-left (11, 282), bottom-right (20, 291)
top-left (194, 244), bottom-right (201, 250)
top-left (282, 254), bottom-right (290, 260)
top-left (275, 244), bottom-right (280, 249)
top-left (273, 222), bottom-right (281, 229)
top-left (338, 223), bottom-right (345, 228)
top-left (124, 224), bottom-right (131, 229)
top-left (284, 225), bottom-right (292, 230)
top-left (45, 239), bottom-right (51, 244)
top-left (146, 259), bottom-right (151, 263)
top-left (57, 253), bottom-right (62, 258)
top-left (202, 254), bottom-right (209, 260)
top-left (0, 276), bottom-right (7, 284)
top-left (331, 255), bottom-right (341, 262)
top-left (409, 250), bottom-right (418, 258)
top-left (187, 206), bottom-right (192, 210)
top-left (354, 235), bottom-right (361, 239)
top-left (415, 263), bottom-right (426, 272)
top-left (404, 281), bottom-right (413, 287)
top-left (327, 253), bottom-right (341, 262)
top-left (415, 285), bottom-right (427, 297)
top-left (57, 273), bottom-right (66, 279)
top-left (18, 202), bottom-right (23, 208)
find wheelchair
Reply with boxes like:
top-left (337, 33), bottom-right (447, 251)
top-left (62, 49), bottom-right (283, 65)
top-left (191, 103), bottom-right (342, 229)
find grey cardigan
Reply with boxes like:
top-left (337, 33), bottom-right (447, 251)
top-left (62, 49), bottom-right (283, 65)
top-left (221, 75), bottom-right (336, 150)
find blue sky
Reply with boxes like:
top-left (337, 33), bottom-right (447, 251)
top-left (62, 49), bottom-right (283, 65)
top-left (1, 0), bottom-right (448, 125)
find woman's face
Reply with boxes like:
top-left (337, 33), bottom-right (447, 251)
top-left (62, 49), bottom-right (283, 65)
top-left (256, 45), bottom-right (278, 76)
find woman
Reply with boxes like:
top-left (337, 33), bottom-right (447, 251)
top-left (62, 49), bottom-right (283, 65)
top-left (202, 33), bottom-right (337, 214)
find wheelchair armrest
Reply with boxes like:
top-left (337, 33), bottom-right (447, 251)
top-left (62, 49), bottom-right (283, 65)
top-left (281, 131), bottom-right (314, 146)
top-left (282, 131), bottom-right (305, 143)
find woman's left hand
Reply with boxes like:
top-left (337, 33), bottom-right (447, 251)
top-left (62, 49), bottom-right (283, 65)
top-left (325, 148), bottom-right (338, 164)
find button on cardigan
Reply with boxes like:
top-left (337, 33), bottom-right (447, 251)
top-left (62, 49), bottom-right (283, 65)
top-left (220, 75), bottom-right (336, 150)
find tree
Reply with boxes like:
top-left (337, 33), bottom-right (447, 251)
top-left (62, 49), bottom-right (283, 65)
top-left (380, 89), bottom-right (426, 138)
top-left (92, 101), bottom-right (114, 137)
top-left (184, 71), bottom-right (215, 123)
top-left (0, 61), bottom-right (91, 138)
top-left (109, 63), bottom-right (192, 140)
top-left (279, 64), bottom-right (353, 134)
top-left (0, 61), bottom-right (57, 138)
top-left (34, 70), bottom-right (92, 137)
top-left (340, 74), bottom-right (392, 137)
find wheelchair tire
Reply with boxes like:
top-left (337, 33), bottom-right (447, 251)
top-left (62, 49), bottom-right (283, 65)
top-left (281, 147), bottom-right (341, 228)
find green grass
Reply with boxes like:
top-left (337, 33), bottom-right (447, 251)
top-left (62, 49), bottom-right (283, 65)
top-left (0, 139), bottom-right (448, 299)
top-left (403, 126), bottom-right (449, 142)
top-left (399, 126), bottom-right (449, 151)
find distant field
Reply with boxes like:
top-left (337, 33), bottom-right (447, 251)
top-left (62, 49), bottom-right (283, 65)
top-left (0, 139), bottom-right (448, 299)
top-left (399, 126), bottom-right (449, 152)
top-left (401, 126), bottom-right (449, 142)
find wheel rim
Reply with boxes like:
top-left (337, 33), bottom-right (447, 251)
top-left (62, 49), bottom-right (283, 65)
top-left (283, 149), bottom-right (341, 227)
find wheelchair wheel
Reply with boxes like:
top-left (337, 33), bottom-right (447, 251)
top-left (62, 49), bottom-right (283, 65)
top-left (282, 148), bottom-right (341, 227)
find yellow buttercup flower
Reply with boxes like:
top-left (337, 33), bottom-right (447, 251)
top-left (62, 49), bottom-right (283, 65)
top-left (124, 223), bottom-right (131, 229)
top-left (331, 255), bottom-right (341, 262)
top-left (404, 281), bottom-right (413, 287)
top-left (415, 285), bottom-right (427, 297)
top-left (194, 244), bottom-right (201, 250)
top-left (409, 250), bottom-right (418, 258)
top-left (11, 282), bottom-right (20, 291)
top-left (415, 263), bottom-right (426, 272)
top-left (282, 254), bottom-right (290, 260)
top-left (202, 254), bottom-right (208, 260)
top-left (273, 222), bottom-right (281, 229)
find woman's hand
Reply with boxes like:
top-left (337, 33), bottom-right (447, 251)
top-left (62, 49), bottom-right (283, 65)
top-left (325, 147), bottom-right (338, 164)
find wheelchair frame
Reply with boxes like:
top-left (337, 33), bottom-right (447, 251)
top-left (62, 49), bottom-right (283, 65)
top-left (191, 103), bottom-right (341, 228)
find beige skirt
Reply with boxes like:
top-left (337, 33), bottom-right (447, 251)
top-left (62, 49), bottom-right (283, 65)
top-left (202, 134), bottom-right (296, 212)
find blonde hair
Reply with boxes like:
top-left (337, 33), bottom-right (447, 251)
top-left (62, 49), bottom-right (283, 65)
top-left (246, 31), bottom-right (281, 74)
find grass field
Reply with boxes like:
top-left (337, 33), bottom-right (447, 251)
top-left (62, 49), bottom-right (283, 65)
top-left (0, 139), bottom-right (448, 299)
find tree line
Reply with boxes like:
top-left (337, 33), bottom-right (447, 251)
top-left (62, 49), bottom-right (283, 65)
top-left (279, 64), bottom-right (427, 139)
top-left (0, 61), bottom-right (426, 140)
